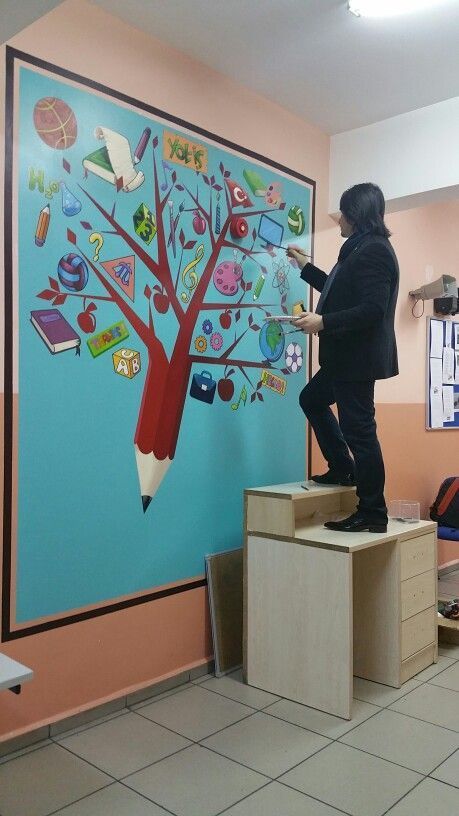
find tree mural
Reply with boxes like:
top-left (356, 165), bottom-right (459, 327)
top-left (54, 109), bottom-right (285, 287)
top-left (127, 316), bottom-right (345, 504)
top-left (36, 138), bottom-right (302, 511)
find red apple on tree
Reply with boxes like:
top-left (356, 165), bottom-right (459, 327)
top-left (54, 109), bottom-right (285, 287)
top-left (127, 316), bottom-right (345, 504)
top-left (153, 289), bottom-right (169, 314)
top-left (219, 310), bottom-right (232, 330)
top-left (218, 367), bottom-right (235, 402)
top-left (77, 302), bottom-right (97, 333)
top-left (192, 210), bottom-right (206, 235)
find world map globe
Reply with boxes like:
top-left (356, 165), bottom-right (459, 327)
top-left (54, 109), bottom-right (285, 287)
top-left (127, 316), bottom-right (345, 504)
top-left (259, 320), bottom-right (285, 362)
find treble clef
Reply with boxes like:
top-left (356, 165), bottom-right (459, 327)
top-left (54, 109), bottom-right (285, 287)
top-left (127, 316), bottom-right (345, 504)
top-left (181, 243), bottom-right (205, 303)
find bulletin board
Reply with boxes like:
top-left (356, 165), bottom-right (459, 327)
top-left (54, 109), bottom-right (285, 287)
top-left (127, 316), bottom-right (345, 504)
top-left (426, 316), bottom-right (459, 430)
top-left (2, 48), bottom-right (314, 639)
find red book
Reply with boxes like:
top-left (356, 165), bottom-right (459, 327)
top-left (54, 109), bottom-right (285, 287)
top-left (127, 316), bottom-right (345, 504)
top-left (30, 309), bottom-right (80, 354)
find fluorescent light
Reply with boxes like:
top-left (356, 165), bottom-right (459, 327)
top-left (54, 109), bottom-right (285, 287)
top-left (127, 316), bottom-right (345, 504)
top-left (348, 0), bottom-right (447, 17)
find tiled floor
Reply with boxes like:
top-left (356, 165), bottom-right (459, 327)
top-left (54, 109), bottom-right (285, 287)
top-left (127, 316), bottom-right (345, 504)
top-left (1, 655), bottom-right (459, 816)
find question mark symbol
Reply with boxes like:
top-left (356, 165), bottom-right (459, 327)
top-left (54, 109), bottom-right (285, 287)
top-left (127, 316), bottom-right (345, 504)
top-left (89, 232), bottom-right (104, 262)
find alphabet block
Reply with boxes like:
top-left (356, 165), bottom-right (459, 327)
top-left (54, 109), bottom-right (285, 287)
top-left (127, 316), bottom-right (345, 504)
top-left (112, 348), bottom-right (141, 379)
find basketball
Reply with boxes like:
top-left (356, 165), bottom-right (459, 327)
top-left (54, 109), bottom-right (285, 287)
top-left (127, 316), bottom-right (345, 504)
top-left (33, 97), bottom-right (78, 150)
top-left (287, 205), bottom-right (305, 236)
top-left (58, 254), bottom-right (88, 292)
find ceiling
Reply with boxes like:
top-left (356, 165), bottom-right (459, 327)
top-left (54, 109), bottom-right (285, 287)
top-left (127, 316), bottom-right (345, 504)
top-left (2, 0), bottom-right (459, 134)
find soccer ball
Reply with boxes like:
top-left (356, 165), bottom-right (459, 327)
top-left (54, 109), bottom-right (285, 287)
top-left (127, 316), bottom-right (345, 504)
top-left (285, 342), bottom-right (303, 373)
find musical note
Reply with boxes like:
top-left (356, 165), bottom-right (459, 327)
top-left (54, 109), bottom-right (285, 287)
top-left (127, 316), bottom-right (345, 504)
top-left (181, 243), bottom-right (205, 303)
top-left (160, 160), bottom-right (173, 191)
top-left (231, 385), bottom-right (247, 411)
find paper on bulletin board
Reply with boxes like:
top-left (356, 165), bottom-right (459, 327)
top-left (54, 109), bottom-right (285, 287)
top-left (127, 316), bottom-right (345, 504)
top-left (444, 321), bottom-right (453, 348)
top-left (455, 323), bottom-right (459, 349)
top-left (430, 357), bottom-right (443, 389)
top-left (430, 386), bottom-right (443, 428)
top-left (443, 386), bottom-right (454, 423)
top-left (430, 320), bottom-right (444, 358)
top-left (443, 346), bottom-right (455, 384)
top-left (455, 351), bottom-right (459, 384)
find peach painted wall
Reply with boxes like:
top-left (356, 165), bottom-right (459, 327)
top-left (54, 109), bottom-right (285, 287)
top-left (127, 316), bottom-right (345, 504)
top-left (312, 199), bottom-right (459, 565)
top-left (0, 0), bottom-right (334, 739)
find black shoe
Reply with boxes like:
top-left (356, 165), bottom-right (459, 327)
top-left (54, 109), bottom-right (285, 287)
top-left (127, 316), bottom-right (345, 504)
top-left (324, 513), bottom-right (387, 534)
top-left (311, 470), bottom-right (355, 487)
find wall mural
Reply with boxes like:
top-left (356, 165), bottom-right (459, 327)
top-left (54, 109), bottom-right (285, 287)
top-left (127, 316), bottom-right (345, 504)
top-left (2, 49), bottom-right (314, 638)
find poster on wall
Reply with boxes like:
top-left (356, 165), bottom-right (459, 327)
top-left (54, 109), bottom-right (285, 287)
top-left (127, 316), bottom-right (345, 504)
top-left (2, 48), bottom-right (314, 640)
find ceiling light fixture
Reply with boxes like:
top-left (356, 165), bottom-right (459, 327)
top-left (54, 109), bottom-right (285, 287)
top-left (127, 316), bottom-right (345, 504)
top-left (348, 0), bottom-right (447, 17)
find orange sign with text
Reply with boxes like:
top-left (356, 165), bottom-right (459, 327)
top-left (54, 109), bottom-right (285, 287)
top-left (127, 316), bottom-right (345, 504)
top-left (163, 130), bottom-right (208, 174)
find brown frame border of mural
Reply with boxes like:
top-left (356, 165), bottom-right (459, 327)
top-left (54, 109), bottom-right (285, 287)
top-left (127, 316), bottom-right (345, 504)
top-left (2, 46), bottom-right (315, 641)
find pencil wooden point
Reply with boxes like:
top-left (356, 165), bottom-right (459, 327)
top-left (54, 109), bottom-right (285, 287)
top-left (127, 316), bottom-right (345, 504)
top-left (135, 444), bottom-right (172, 511)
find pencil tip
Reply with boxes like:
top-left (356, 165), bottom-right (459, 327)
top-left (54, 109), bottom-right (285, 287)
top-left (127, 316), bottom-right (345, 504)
top-left (142, 495), bottom-right (152, 513)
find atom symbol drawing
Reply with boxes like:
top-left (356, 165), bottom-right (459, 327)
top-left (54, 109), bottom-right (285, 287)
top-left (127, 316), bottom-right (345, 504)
top-left (272, 258), bottom-right (290, 295)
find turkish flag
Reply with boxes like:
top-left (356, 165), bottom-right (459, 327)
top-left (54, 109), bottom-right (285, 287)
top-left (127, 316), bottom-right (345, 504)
top-left (225, 178), bottom-right (253, 208)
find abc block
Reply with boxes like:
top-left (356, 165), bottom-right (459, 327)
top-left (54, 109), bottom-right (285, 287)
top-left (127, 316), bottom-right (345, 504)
top-left (112, 347), bottom-right (141, 379)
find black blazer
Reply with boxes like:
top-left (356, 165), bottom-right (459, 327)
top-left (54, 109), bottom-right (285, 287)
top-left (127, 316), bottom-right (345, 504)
top-left (301, 235), bottom-right (399, 382)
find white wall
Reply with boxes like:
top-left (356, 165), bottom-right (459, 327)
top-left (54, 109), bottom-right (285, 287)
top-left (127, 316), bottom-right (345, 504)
top-left (330, 96), bottom-right (459, 214)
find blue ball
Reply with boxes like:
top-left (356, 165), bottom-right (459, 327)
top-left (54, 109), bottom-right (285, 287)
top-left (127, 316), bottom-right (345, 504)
top-left (57, 253), bottom-right (88, 292)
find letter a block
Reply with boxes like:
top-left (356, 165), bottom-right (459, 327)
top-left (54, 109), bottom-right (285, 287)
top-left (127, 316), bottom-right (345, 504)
top-left (112, 348), bottom-right (141, 379)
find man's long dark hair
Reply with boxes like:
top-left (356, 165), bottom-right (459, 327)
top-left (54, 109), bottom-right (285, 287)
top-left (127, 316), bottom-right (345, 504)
top-left (340, 183), bottom-right (391, 238)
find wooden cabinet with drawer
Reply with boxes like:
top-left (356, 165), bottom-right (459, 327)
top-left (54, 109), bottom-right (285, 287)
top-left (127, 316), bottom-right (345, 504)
top-left (399, 532), bottom-right (438, 682)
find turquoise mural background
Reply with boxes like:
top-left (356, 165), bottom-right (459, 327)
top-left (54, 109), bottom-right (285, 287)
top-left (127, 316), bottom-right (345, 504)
top-left (14, 64), bottom-right (313, 624)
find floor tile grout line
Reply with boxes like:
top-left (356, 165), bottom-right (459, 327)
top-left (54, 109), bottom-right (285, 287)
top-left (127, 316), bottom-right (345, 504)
top-left (262, 699), bottom-right (383, 742)
top-left (47, 738), bottom-right (121, 782)
top-left (41, 780), bottom-right (119, 816)
top-left (425, 774), bottom-right (459, 791)
top-left (379, 775), bottom-right (428, 816)
top-left (50, 707), bottom-right (131, 742)
top-left (182, 679), bottom-right (279, 710)
top-left (277, 778), bottom-right (355, 816)
top-left (426, 744), bottom-right (459, 777)
top-left (117, 743), bottom-right (198, 782)
top-left (334, 735), bottom-right (454, 777)
top-left (128, 682), bottom-right (193, 711)
top-left (383, 704), bottom-right (459, 734)
top-left (134, 706), bottom-right (259, 744)
top-left (0, 738), bottom-right (54, 768)
top-left (213, 779), bottom-right (274, 816)
top-left (195, 741), bottom-right (273, 780)
top-left (118, 777), bottom-right (182, 816)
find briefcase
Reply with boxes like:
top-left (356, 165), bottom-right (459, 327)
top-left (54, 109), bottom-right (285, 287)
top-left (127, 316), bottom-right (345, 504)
top-left (189, 370), bottom-right (216, 404)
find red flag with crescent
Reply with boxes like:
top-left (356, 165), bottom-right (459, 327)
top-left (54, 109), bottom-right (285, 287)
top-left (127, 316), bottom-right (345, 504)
top-left (225, 178), bottom-right (253, 208)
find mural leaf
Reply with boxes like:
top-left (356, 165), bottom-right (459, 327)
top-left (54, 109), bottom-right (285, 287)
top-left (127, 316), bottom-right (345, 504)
top-left (184, 240), bottom-right (197, 250)
top-left (37, 289), bottom-right (56, 301)
top-left (219, 161), bottom-right (224, 174)
top-left (53, 294), bottom-right (67, 306)
top-left (248, 313), bottom-right (253, 326)
top-left (235, 309), bottom-right (241, 322)
top-left (80, 221), bottom-right (92, 230)
top-left (175, 184), bottom-right (184, 191)
top-left (203, 175), bottom-right (210, 185)
top-left (279, 201), bottom-right (286, 210)
top-left (257, 392), bottom-right (264, 401)
top-left (246, 281), bottom-right (253, 291)
top-left (152, 135), bottom-right (159, 148)
top-left (67, 229), bottom-right (77, 245)
top-left (171, 171), bottom-right (177, 184)
top-left (144, 285), bottom-right (152, 299)
top-left (48, 277), bottom-right (60, 291)
top-left (251, 324), bottom-right (260, 331)
top-left (251, 393), bottom-right (256, 403)
top-left (179, 229), bottom-right (185, 247)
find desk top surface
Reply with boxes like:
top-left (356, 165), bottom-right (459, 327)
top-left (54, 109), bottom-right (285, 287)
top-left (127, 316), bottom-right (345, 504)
top-left (0, 653), bottom-right (34, 692)
top-left (291, 518), bottom-right (436, 553)
top-left (245, 481), bottom-right (356, 500)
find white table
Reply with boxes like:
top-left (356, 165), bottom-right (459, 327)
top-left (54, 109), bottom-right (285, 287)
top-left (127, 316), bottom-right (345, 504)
top-left (0, 653), bottom-right (33, 695)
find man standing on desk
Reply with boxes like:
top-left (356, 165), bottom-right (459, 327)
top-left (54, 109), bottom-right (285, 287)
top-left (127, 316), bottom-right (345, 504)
top-left (287, 183), bottom-right (399, 534)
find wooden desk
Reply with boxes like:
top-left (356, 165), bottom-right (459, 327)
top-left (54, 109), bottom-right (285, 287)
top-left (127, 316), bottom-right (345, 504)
top-left (243, 482), bottom-right (438, 719)
top-left (0, 653), bottom-right (33, 695)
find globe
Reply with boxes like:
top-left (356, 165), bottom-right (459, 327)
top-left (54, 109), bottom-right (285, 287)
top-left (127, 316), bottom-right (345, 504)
top-left (259, 320), bottom-right (285, 362)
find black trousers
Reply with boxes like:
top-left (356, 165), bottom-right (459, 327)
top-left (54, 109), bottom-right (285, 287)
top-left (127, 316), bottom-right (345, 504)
top-left (300, 368), bottom-right (387, 524)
